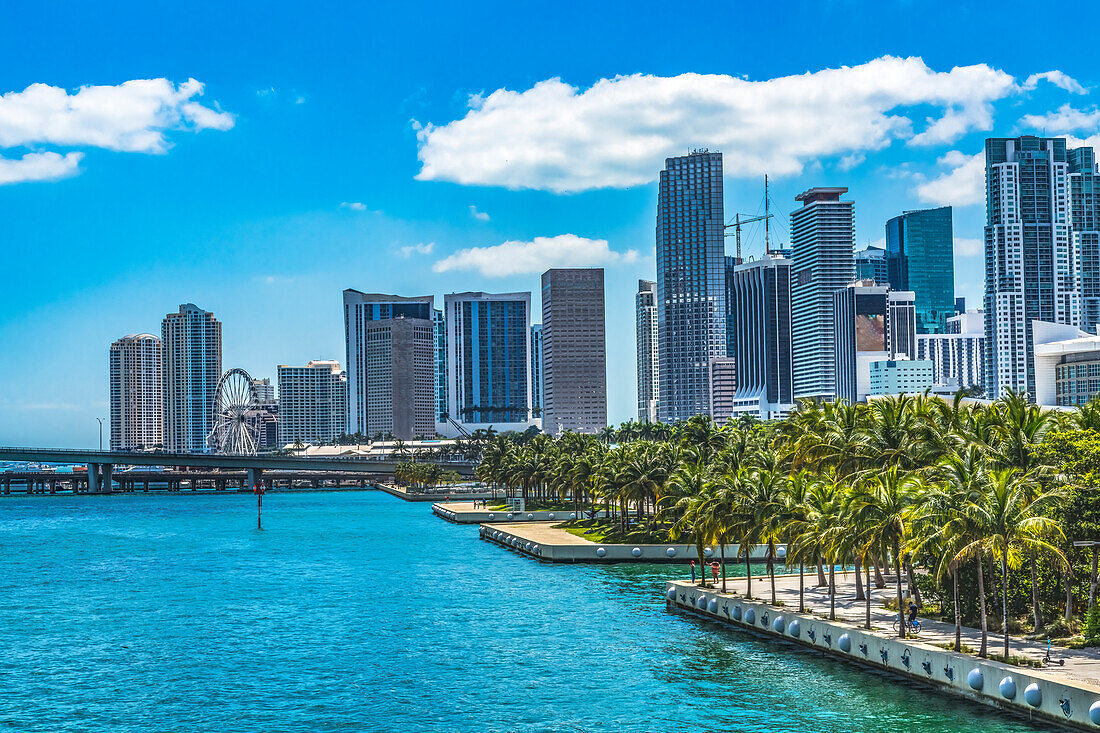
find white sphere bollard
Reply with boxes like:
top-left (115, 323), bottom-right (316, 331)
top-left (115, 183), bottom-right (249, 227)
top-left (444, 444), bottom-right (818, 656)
top-left (596, 547), bottom-right (607, 558)
top-left (631, 547), bottom-right (642, 558)
top-left (548, 513), bottom-right (555, 520)
top-left (527, 513), bottom-right (534, 520)
top-left (666, 547), bottom-right (677, 558)
top-left (488, 513), bottom-right (495, 520)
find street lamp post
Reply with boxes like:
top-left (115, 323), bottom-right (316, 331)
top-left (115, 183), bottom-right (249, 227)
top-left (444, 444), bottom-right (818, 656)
top-left (95, 417), bottom-right (104, 451)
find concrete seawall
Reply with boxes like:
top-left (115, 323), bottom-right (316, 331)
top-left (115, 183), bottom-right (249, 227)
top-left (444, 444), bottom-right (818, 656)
top-left (667, 579), bottom-right (1100, 731)
top-left (481, 523), bottom-right (770, 564)
top-left (433, 503), bottom-right (606, 524)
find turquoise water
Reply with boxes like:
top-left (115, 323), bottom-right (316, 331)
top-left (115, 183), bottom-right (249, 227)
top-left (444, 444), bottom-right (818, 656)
top-left (0, 491), bottom-right (1040, 732)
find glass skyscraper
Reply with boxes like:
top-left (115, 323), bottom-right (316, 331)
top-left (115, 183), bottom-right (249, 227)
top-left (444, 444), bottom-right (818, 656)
top-left (161, 304), bottom-right (221, 453)
top-left (655, 150), bottom-right (726, 423)
top-left (443, 291), bottom-right (532, 425)
top-left (855, 246), bottom-right (888, 284)
top-left (885, 206), bottom-right (955, 334)
top-left (434, 309), bottom-right (447, 421)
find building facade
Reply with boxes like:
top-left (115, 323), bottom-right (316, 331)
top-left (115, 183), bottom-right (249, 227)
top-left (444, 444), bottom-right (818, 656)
top-left (276, 361), bottom-right (347, 446)
top-left (886, 206), bottom-right (955, 334)
top-left (530, 324), bottom-right (543, 418)
top-left (855, 246), bottom-right (888, 284)
top-left (343, 290), bottom-right (435, 439)
top-left (109, 333), bottom-right (163, 451)
top-left (868, 359), bottom-right (935, 396)
top-left (636, 279), bottom-right (659, 422)
top-left (444, 291), bottom-right (532, 428)
top-left (728, 255), bottom-right (795, 420)
top-left (708, 358), bottom-right (738, 424)
top-left (833, 282), bottom-right (916, 404)
top-left (915, 309), bottom-right (985, 392)
top-left (541, 269), bottom-right (607, 435)
top-left (656, 150), bottom-right (726, 422)
top-left (984, 136), bottom-right (1078, 399)
top-left (790, 187), bottom-right (856, 400)
top-left (1071, 147), bottom-right (1100, 335)
top-left (434, 309), bottom-right (447, 421)
top-left (161, 304), bottom-right (221, 453)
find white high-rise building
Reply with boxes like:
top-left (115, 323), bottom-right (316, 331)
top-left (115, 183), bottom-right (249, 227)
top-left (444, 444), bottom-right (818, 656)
top-left (916, 309), bottom-right (986, 392)
top-left (277, 361), bottom-right (348, 446)
top-left (790, 187), bottom-right (856, 400)
top-left (161, 304), bottom-right (221, 453)
top-left (984, 137), bottom-right (1078, 398)
top-left (109, 333), bottom-right (163, 451)
top-left (636, 279), bottom-right (659, 422)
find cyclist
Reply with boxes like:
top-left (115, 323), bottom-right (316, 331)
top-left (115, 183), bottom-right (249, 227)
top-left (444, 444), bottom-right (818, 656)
top-left (906, 601), bottom-right (919, 632)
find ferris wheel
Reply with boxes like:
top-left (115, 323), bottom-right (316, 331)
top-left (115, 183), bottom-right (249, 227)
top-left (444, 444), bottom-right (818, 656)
top-left (208, 368), bottom-right (260, 455)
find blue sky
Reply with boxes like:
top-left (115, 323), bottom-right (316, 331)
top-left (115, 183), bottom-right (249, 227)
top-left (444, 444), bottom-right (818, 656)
top-left (3, 0), bottom-right (1099, 447)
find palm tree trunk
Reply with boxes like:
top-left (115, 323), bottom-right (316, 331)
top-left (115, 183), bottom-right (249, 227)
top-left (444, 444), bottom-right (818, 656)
top-left (873, 557), bottom-right (885, 589)
top-left (745, 544), bottom-right (752, 600)
top-left (977, 555), bottom-right (988, 658)
top-left (952, 564), bottom-right (961, 653)
top-left (1065, 564), bottom-right (1074, 622)
top-left (1002, 550), bottom-right (1010, 659)
top-left (697, 541), bottom-right (706, 587)
top-left (816, 555), bottom-right (827, 587)
top-left (894, 543), bottom-right (905, 638)
top-left (855, 556), bottom-right (865, 601)
top-left (906, 560), bottom-right (923, 608)
top-left (768, 544), bottom-right (777, 605)
top-left (865, 560), bottom-right (871, 630)
top-left (1091, 547), bottom-right (1099, 610)
top-left (720, 543), bottom-right (727, 594)
top-left (1030, 554), bottom-right (1042, 632)
top-left (829, 562), bottom-right (836, 620)
top-left (798, 562), bottom-right (805, 613)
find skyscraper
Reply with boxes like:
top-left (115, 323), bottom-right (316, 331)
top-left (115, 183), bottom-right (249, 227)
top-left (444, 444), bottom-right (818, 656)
top-left (886, 206), bottom-right (955, 334)
top-left (833, 281), bottom-right (916, 403)
top-left (343, 290), bottom-right (435, 439)
top-left (790, 187), bottom-right (855, 400)
top-left (855, 246), bottom-right (888, 284)
top-left (161, 304), bottom-right (221, 453)
top-left (109, 333), bottom-right (163, 451)
top-left (984, 136), bottom-right (1077, 398)
top-left (636, 279), bottom-right (659, 422)
top-left (729, 255), bottom-right (794, 420)
top-left (434, 309), bottom-right (447, 422)
top-left (656, 150), bottom-right (726, 422)
top-left (724, 255), bottom-right (740, 359)
top-left (1070, 147), bottom-right (1100, 334)
top-left (444, 291), bottom-right (532, 428)
top-left (277, 360), bottom-right (348, 445)
top-left (916, 309), bottom-right (985, 391)
top-left (530, 323), bottom-right (543, 418)
top-left (541, 268), bottom-right (607, 435)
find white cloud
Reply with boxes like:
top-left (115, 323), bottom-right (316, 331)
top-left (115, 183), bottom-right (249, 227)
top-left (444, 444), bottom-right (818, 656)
top-left (838, 153), bottom-right (865, 170)
top-left (469, 204), bottom-right (490, 221)
top-left (1021, 104), bottom-right (1100, 133)
top-left (954, 237), bottom-right (984, 257)
top-left (1022, 71), bottom-right (1086, 94)
top-left (432, 234), bottom-right (638, 277)
top-left (398, 242), bottom-right (435, 258)
top-left (0, 151), bottom-right (83, 185)
top-left (915, 150), bottom-right (985, 207)
top-left (0, 78), bottom-right (234, 153)
top-left (415, 56), bottom-right (1022, 192)
top-left (341, 201), bottom-right (367, 211)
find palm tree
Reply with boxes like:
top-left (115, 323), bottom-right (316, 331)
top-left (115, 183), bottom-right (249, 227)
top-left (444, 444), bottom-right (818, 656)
top-left (963, 467), bottom-right (1067, 658)
top-left (847, 466), bottom-right (923, 638)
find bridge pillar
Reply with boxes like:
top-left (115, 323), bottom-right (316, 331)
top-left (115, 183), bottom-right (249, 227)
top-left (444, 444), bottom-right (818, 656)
top-left (247, 468), bottom-right (263, 491)
top-left (87, 463), bottom-right (100, 493)
top-left (101, 464), bottom-right (113, 493)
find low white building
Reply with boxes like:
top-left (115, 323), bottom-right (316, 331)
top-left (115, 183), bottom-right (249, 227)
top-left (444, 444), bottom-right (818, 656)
top-left (868, 358), bottom-right (934, 396)
top-left (916, 309), bottom-right (985, 392)
top-left (1032, 320), bottom-right (1100, 407)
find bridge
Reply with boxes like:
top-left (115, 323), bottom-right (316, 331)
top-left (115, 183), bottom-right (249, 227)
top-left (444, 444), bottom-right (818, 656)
top-left (0, 447), bottom-right (477, 493)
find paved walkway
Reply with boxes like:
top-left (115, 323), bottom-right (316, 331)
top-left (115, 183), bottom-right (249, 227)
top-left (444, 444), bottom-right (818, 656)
top-left (482, 521), bottom-right (596, 545)
top-left (680, 567), bottom-right (1100, 687)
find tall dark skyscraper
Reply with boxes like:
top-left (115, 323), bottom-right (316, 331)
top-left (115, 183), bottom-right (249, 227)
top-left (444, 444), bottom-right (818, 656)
top-left (885, 206), bottom-right (955, 334)
top-left (729, 255), bottom-right (794, 420)
top-left (984, 137), bottom-right (1077, 398)
top-left (833, 282), bottom-right (917, 403)
top-left (724, 255), bottom-right (740, 360)
top-left (656, 150), bottom-right (726, 423)
top-left (162, 303), bottom-right (221, 453)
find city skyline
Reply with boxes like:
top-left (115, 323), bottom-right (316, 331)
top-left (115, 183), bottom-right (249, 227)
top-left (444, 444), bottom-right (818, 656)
top-left (5, 1), bottom-right (1100, 446)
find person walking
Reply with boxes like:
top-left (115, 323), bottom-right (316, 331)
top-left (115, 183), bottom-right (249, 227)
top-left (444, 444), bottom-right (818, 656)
top-left (710, 561), bottom-right (720, 584)
top-left (689, 560), bottom-right (696, 584)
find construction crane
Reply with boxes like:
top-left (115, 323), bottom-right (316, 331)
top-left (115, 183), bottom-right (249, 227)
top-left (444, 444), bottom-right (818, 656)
top-left (724, 175), bottom-right (774, 260)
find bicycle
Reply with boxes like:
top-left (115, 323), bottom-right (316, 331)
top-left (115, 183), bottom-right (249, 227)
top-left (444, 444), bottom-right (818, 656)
top-left (892, 614), bottom-right (922, 634)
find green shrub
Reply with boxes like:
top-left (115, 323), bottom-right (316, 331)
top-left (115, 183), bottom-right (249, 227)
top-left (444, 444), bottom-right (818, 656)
top-left (1082, 603), bottom-right (1100, 646)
